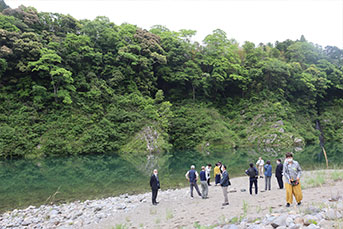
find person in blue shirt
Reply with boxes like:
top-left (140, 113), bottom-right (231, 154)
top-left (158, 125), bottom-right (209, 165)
top-left (264, 160), bottom-right (272, 191)
top-left (199, 166), bottom-right (208, 199)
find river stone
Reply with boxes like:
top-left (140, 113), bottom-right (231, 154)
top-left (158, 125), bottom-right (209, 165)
top-left (293, 217), bottom-right (304, 225)
top-left (49, 209), bottom-right (59, 216)
top-left (116, 204), bottom-right (126, 210)
top-left (222, 224), bottom-right (238, 229)
top-left (271, 213), bottom-right (288, 228)
top-left (337, 202), bottom-right (343, 210)
top-left (305, 207), bottom-right (321, 214)
top-left (247, 225), bottom-right (263, 229)
top-left (288, 224), bottom-right (301, 229)
top-left (303, 215), bottom-right (318, 226)
top-left (239, 221), bottom-right (247, 228)
top-left (325, 209), bottom-right (341, 220)
top-left (307, 224), bottom-right (320, 229)
top-left (285, 216), bottom-right (293, 226)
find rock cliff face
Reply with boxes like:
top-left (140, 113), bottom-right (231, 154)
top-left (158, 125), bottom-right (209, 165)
top-left (119, 125), bottom-right (171, 175)
top-left (121, 125), bottom-right (170, 155)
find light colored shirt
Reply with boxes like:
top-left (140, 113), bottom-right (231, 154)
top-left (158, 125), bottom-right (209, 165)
top-left (205, 166), bottom-right (211, 180)
top-left (256, 159), bottom-right (264, 167)
top-left (283, 160), bottom-right (302, 184)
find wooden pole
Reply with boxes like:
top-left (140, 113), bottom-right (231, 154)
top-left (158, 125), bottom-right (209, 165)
top-left (321, 146), bottom-right (329, 169)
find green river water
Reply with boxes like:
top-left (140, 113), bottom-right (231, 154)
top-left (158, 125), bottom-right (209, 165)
top-left (1, 143), bottom-right (343, 213)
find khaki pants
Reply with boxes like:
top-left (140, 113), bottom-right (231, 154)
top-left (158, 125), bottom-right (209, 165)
top-left (285, 182), bottom-right (303, 204)
top-left (222, 186), bottom-right (228, 203)
top-left (258, 166), bottom-right (264, 177)
top-left (200, 181), bottom-right (208, 198)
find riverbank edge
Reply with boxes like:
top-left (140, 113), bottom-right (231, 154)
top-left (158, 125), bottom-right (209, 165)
top-left (1, 169), bottom-right (343, 228)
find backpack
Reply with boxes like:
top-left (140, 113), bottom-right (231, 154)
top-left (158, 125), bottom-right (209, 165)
top-left (247, 167), bottom-right (257, 178)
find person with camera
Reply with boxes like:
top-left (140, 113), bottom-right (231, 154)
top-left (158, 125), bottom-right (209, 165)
top-left (245, 163), bottom-right (258, 195)
top-left (283, 152), bottom-right (303, 207)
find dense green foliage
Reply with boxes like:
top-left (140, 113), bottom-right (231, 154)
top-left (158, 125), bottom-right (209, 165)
top-left (1, 4), bottom-right (343, 158)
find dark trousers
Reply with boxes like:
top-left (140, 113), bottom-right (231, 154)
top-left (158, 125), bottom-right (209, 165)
top-left (276, 176), bottom-right (284, 189)
top-left (249, 178), bottom-right (258, 195)
top-left (207, 178), bottom-right (211, 185)
top-left (215, 174), bottom-right (221, 184)
top-left (152, 188), bottom-right (158, 204)
top-left (190, 182), bottom-right (201, 197)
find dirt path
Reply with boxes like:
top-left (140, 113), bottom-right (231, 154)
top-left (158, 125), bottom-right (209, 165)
top-left (88, 170), bottom-right (343, 229)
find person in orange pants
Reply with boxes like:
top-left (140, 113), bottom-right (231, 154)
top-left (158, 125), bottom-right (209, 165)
top-left (283, 152), bottom-right (303, 207)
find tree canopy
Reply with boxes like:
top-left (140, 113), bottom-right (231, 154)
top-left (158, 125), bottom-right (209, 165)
top-left (1, 4), bottom-right (343, 158)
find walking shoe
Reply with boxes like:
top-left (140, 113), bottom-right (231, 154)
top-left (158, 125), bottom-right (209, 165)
top-left (286, 203), bottom-right (290, 207)
top-left (297, 202), bottom-right (301, 206)
top-left (222, 202), bottom-right (229, 206)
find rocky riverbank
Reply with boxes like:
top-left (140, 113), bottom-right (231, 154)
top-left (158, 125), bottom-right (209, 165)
top-left (1, 170), bottom-right (343, 228)
top-left (216, 194), bottom-right (343, 228)
top-left (0, 193), bottom-right (150, 228)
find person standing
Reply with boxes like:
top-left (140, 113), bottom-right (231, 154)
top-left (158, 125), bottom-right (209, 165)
top-left (214, 163), bottom-right (221, 186)
top-left (218, 161), bottom-right (224, 173)
top-left (256, 157), bottom-right (264, 178)
top-left (185, 165), bottom-right (202, 199)
top-left (200, 166), bottom-right (209, 199)
top-left (205, 164), bottom-right (212, 186)
top-left (245, 163), bottom-right (258, 195)
top-left (220, 165), bottom-right (230, 206)
top-left (264, 160), bottom-right (272, 191)
top-left (150, 169), bottom-right (160, 205)
top-left (275, 159), bottom-right (284, 189)
top-left (283, 152), bottom-right (303, 207)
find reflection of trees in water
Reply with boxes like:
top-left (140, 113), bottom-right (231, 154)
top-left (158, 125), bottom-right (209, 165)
top-left (164, 144), bottom-right (343, 177)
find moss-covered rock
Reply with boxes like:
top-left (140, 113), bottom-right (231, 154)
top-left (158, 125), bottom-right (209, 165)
top-left (120, 125), bottom-right (171, 155)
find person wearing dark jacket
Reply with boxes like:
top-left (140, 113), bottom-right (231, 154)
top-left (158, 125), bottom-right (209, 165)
top-left (150, 169), bottom-right (160, 205)
top-left (185, 165), bottom-right (202, 199)
top-left (220, 165), bottom-right (230, 206)
top-left (275, 159), bottom-right (284, 189)
top-left (245, 163), bottom-right (258, 195)
top-left (200, 166), bottom-right (209, 199)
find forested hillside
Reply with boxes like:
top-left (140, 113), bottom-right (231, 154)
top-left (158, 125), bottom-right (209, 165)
top-left (1, 3), bottom-right (343, 159)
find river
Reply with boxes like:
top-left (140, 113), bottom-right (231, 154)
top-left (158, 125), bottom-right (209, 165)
top-left (0, 143), bottom-right (342, 212)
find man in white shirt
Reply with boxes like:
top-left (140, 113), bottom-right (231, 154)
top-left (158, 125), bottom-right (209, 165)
top-left (205, 164), bottom-right (212, 186)
top-left (256, 157), bottom-right (264, 178)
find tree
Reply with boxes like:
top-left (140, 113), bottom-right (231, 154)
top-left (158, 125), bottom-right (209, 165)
top-left (28, 48), bottom-right (75, 104)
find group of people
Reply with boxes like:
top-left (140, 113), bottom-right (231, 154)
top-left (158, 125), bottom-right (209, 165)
top-left (246, 157), bottom-right (284, 195)
top-left (149, 152), bottom-right (303, 208)
top-left (184, 162), bottom-right (230, 206)
top-left (245, 153), bottom-right (303, 206)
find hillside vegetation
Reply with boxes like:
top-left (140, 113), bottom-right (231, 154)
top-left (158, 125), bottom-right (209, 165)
top-left (1, 2), bottom-right (343, 159)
